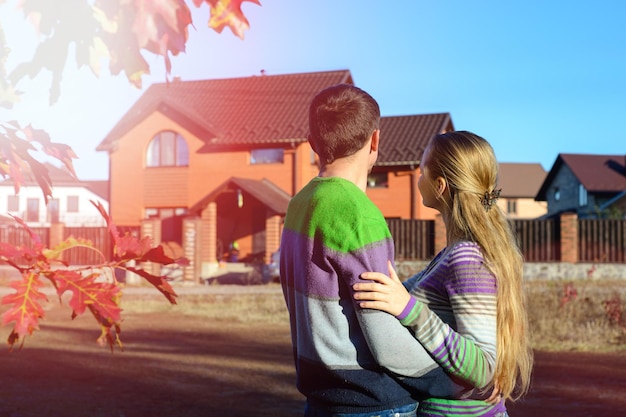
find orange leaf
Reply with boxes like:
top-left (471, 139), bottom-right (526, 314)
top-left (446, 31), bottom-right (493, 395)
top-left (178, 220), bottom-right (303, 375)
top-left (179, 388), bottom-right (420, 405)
top-left (204, 0), bottom-right (261, 39)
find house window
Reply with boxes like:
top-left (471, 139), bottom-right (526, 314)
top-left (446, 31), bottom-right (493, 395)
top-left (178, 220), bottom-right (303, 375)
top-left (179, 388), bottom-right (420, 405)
top-left (67, 195), bottom-right (79, 213)
top-left (507, 199), bottom-right (517, 214)
top-left (146, 131), bottom-right (189, 167)
top-left (26, 198), bottom-right (39, 222)
top-left (48, 198), bottom-right (60, 223)
top-left (554, 187), bottom-right (561, 201)
top-left (367, 172), bottom-right (388, 188)
top-left (579, 184), bottom-right (588, 206)
top-left (145, 207), bottom-right (187, 219)
top-left (251, 148), bottom-right (284, 164)
top-left (7, 195), bottom-right (19, 212)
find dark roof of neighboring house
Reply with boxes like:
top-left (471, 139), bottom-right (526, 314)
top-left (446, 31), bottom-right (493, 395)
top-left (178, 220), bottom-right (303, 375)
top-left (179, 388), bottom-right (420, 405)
top-left (497, 163), bottom-right (547, 198)
top-left (377, 113), bottom-right (453, 166)
top-left (0, 162), bottom-right (77, 186)
top-left (97, 70), bottom-right (354, 152)
top-left (189, 177), bottom-right (291, 215)
top-left (0, 163), bottom-right (110, 200)
top-left (536, 153), bottom-right (626, 200)
top-left (85, 180), bottom-right (110, 201)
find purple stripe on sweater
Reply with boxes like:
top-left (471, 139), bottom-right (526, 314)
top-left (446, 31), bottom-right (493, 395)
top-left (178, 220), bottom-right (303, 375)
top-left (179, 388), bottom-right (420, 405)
top-left (281, 229), bottom-right (394, 299)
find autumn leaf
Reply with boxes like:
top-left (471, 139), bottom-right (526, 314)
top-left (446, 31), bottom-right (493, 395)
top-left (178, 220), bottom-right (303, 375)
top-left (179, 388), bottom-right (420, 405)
top-left (21, 124), bottom-right (78, 178)
top-left (49, 269), bottom-right (123, 351)
top-left (0, 204), bottom-right (184, 350)
top-left (126, 265), bottom-right (178, 304)
top-left (43, 235), bottom-right (106, 266)
top-left (10, 215), bottom-right (44, 251)
top-left (194, 0), bottom-right (260, 39)
top-left (0, 24), bottom-right (21, 108)
top-left (89, 200), bottom-right (180, 304)
top-left (0, 121), bottom-right (55, 202)
top-left (53, 270), bottom-right (122, 321)
top-left (1, 272), bottom-right (48, 348)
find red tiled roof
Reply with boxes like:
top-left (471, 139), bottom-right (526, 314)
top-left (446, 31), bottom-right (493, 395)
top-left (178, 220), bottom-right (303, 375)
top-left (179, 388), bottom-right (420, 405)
top-left (560, 154), bottom-right (626, 191)
top-left (537, 153), bottom-right (626, 199)
top-left (498, 163), bottom-right (547, 198)
top-left (377, 113), bottom-right (453, 166)
top-left (97, 70), bottom-right (354, 152)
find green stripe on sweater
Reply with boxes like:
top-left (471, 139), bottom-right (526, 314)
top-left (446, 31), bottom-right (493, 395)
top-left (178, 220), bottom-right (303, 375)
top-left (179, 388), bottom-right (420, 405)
top-left (284, 177), bottom-right (391, 253)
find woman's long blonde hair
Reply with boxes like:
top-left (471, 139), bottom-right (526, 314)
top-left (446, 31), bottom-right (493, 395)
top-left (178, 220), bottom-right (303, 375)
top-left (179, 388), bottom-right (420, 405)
top-left (425, 131), bottom-right (533, 400)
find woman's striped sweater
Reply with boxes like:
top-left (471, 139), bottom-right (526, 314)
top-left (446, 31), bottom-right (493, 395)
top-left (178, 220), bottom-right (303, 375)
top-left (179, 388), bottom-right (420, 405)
top-left (401, 242), bottom-right (506, 417)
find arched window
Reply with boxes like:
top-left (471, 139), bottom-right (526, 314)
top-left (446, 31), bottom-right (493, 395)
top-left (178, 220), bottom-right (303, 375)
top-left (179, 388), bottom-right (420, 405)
top-left (146, 131), bottom-right (189, 167)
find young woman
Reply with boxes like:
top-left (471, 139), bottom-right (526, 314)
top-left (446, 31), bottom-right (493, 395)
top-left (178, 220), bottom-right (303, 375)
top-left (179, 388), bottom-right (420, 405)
top-left (353, 130), bottom-right (533, 417)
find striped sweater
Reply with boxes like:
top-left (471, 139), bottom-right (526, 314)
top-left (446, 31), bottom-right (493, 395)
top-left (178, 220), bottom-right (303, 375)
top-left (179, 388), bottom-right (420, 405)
top-left (401, 242), bottom-right (506, 417)
top-left (280, 177), bottom-right (467, 414)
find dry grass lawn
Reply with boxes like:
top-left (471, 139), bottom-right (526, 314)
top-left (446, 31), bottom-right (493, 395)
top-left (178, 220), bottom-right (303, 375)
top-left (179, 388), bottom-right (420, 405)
top-left (0, 279), bottom-right (624, 416)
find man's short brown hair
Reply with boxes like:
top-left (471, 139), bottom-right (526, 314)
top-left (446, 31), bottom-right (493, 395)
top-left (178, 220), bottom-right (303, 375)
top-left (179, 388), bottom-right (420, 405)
top-left (308, 84), bottom-right (380, 165)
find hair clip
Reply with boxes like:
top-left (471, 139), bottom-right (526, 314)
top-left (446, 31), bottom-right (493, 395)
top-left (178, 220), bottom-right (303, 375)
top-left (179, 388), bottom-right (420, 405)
top-left (480, 188), bottom-right (501, 211)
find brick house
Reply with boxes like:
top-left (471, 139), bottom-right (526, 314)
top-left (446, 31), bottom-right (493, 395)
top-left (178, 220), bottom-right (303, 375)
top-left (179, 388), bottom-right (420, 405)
top-left (536, 153), bottom-right (626, 219)
top-left (96, 69), bottom-right (453, 278)
top-left (496, 163), bottom-right (547, 219)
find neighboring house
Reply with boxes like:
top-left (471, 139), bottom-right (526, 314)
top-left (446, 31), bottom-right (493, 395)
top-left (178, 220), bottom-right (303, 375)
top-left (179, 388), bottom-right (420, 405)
top-left (496, 163), bottom-right (547, 219)
top-left (0, 163), bottom-right (109, 227)
top-left (96, 69), bottom-right (453, 265)
top-left (536, 153), bottom-right (626, 219)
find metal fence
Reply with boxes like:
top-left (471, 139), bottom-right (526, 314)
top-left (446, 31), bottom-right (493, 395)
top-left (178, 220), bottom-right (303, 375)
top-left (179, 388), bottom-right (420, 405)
top-left (578, 219), bottom-right (626, 263)
top-left (387, 217), bottom-right (626, 263)
top-left (386, 218), bottom-right (434, 261)
top-left (510, 218), bottom-right (560, 262)
top-left (2, 219), bottom-right (625, 265)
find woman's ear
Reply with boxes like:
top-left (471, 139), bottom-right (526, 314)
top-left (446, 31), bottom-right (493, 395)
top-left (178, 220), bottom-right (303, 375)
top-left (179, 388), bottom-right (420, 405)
top-left (436, 177), bottom-right (447, 198)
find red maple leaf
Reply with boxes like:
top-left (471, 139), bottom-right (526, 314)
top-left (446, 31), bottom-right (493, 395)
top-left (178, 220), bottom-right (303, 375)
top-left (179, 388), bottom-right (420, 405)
top-left (1, 272), bottom-right (48, 350)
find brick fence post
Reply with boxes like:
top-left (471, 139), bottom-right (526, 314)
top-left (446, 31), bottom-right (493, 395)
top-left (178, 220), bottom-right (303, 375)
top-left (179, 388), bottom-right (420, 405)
top-left (560, 212), bottom-right (578, 263)
top-left (198, 202), bottom-right (219, 279)
top-left (141, 219), bottom-right (162, 277)
top-left (182, 218), bottom-right (201, 283)
top-left (49, 222), bottom-right (64, 261)
top-left (434, 214), bottom-right (446, 255)
top-left (265, 214), bottom-right (282, 264)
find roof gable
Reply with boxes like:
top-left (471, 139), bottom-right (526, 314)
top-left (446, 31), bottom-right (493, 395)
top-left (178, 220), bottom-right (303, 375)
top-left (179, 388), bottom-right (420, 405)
top-left (97, 70), bottom-right (354, 152)
top-left (536, 153), bottom-right (626, 199)
top-left (377, 113), bottom-right (453, 166)
top-left (189, 177), bottom-right (291, 215)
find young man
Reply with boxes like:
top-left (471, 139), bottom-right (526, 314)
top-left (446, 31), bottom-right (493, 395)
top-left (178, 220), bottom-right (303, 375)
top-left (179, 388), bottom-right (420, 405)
top-left (279, 84), bottom-right (466, 417)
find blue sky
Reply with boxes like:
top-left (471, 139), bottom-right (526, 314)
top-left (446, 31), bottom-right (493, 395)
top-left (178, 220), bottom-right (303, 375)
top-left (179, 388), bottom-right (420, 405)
top-left (2, 0), bottom-right (625, 180)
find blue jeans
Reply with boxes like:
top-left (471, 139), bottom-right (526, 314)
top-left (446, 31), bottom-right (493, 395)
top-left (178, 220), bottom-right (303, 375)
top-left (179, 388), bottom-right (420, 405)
top-left (304, 402), bottom-right (417, 417)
